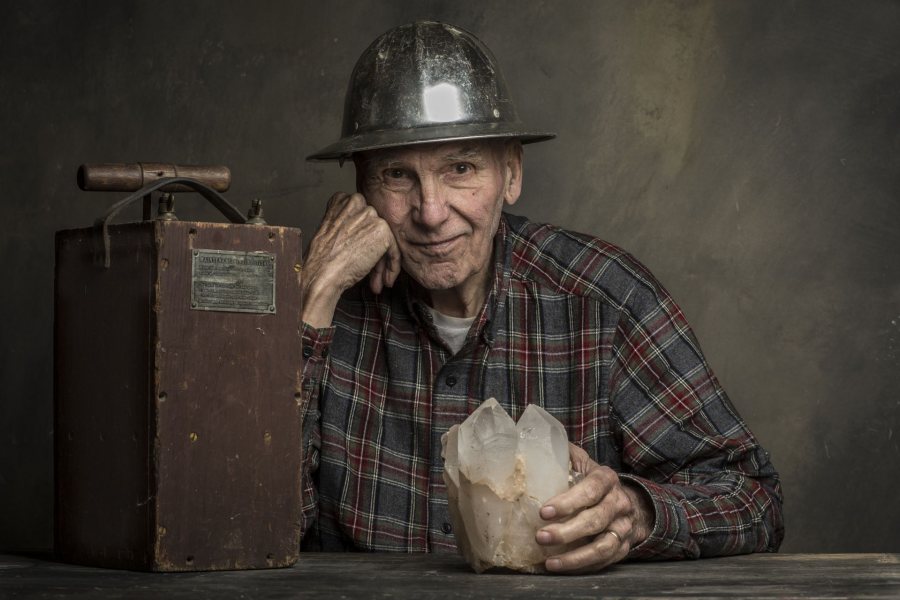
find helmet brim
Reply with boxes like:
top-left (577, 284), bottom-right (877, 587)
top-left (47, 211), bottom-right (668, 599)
top-left (306, 122), bottom-right (555, 161)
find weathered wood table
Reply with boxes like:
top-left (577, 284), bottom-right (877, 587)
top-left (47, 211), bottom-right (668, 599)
top-left (1, 552), bottom-right (898, 598)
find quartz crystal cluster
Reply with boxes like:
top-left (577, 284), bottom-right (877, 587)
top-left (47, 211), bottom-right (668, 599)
top-left (441, 398), bottom-right (575, 573)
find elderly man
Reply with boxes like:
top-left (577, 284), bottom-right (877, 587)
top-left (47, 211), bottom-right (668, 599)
top-left (299, 21), bottom-right (784, 572)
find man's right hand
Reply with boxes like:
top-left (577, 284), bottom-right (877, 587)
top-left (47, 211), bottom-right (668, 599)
top-left (301, 192), bottom-right (401, 328)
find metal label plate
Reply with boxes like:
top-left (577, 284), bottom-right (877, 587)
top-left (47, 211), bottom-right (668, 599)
top-left (191, 249), bottom-right (276, 314)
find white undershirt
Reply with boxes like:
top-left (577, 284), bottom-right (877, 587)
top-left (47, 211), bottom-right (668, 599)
top-left (425, 305), bottom-right (476, 354)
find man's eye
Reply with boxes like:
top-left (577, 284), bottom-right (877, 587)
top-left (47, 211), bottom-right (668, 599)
top-left (378, 168), bottom-right (414, 192)
top-left (453, 163), bottom-right (472, 175)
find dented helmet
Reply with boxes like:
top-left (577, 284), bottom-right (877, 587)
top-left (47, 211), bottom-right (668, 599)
top-left (307, 21), bottom-right (555, 161)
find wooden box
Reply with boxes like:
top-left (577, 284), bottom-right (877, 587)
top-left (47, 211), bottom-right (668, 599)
top-left (54, 220), bottom-right (303, 571)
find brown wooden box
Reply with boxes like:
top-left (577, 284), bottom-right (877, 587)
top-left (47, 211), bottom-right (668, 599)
top-left (54, 220), bottom-right (303, 571)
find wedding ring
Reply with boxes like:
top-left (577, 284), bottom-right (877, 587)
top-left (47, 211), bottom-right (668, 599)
top-left (606, 530), bottom-right (622, 544)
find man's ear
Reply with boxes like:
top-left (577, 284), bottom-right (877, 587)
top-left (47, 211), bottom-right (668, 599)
top-left (503, 140), bottom-right (524, 206)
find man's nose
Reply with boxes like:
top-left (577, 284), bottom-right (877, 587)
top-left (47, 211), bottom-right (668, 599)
top-left (413, 175), bottom-right (450, 228)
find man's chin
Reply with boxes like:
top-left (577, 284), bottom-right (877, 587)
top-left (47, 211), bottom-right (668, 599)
top-left (410, 272), bottom-right (460, 291)
top-left (405, 264), bottom-right (461, 291)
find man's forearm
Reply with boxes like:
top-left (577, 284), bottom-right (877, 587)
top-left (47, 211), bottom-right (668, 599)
top-left (297, 323), bottom-right (334, 542)
top-left (301, 276), bottom-right (342, 329)
top-left (621, 457), bottom-right (784, 560)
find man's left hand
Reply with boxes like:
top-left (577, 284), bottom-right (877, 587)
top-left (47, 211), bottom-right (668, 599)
top-left (535, 444), bottom-right (654, 573)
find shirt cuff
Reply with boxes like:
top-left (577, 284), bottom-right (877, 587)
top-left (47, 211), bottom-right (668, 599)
top-left (618, 473), bottom-right (683, 560)
top-left (301, 322), bottom-right (334, 356)
top-left (300, 322), bottom-right (335, 408)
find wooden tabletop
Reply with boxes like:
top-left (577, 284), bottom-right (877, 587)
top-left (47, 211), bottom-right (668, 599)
top-left (1, 552), bottom-right (898, 599)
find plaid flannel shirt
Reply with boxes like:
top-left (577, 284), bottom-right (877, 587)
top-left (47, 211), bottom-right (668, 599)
top-left (299, 213), bottom-right (784, 558)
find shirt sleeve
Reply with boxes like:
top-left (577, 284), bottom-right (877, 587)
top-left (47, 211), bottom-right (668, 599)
top-left (609, 279), bottom-right (785, 560)
top-left (298, 322), bottom-right (335, 543)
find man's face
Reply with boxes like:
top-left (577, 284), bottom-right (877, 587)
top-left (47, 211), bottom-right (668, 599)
top-left (357, 139), bottom-right (522, 301)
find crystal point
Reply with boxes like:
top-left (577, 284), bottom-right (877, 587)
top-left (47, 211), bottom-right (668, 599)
top-left (442, 398), bottom-right (575, 573)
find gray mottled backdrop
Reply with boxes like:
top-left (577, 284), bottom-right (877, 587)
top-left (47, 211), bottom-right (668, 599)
top-left (2, 0), bottom-right (898, 553)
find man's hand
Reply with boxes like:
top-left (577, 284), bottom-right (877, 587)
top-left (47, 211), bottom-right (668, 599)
top-left (301, 192), bottom-right (401, 328)
top-left (535, 444), bottom-right (654, 573)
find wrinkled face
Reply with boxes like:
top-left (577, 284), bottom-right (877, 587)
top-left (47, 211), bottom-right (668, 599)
top-left (357, 139), bottom-right (522, 296)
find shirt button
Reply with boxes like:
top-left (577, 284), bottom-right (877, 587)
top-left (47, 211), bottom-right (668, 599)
top-left (445, 375), bottom-right (457, 387)
top-left (302, 346), bottom-right (313, 358)
top-left (441, 522), bottom-right (453, 534)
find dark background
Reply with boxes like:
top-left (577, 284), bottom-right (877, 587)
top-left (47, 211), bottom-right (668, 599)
top-left (2, 1), bottom-right (898, 553)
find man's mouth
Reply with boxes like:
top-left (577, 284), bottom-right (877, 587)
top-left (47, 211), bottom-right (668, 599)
top-left (408, 235), bottom-right (463, 256)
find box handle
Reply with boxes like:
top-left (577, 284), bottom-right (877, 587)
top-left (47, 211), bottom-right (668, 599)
top-left (94, 177), bottom-right (247, 268)
top-left (78, 163), bottom-right (231, 193)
